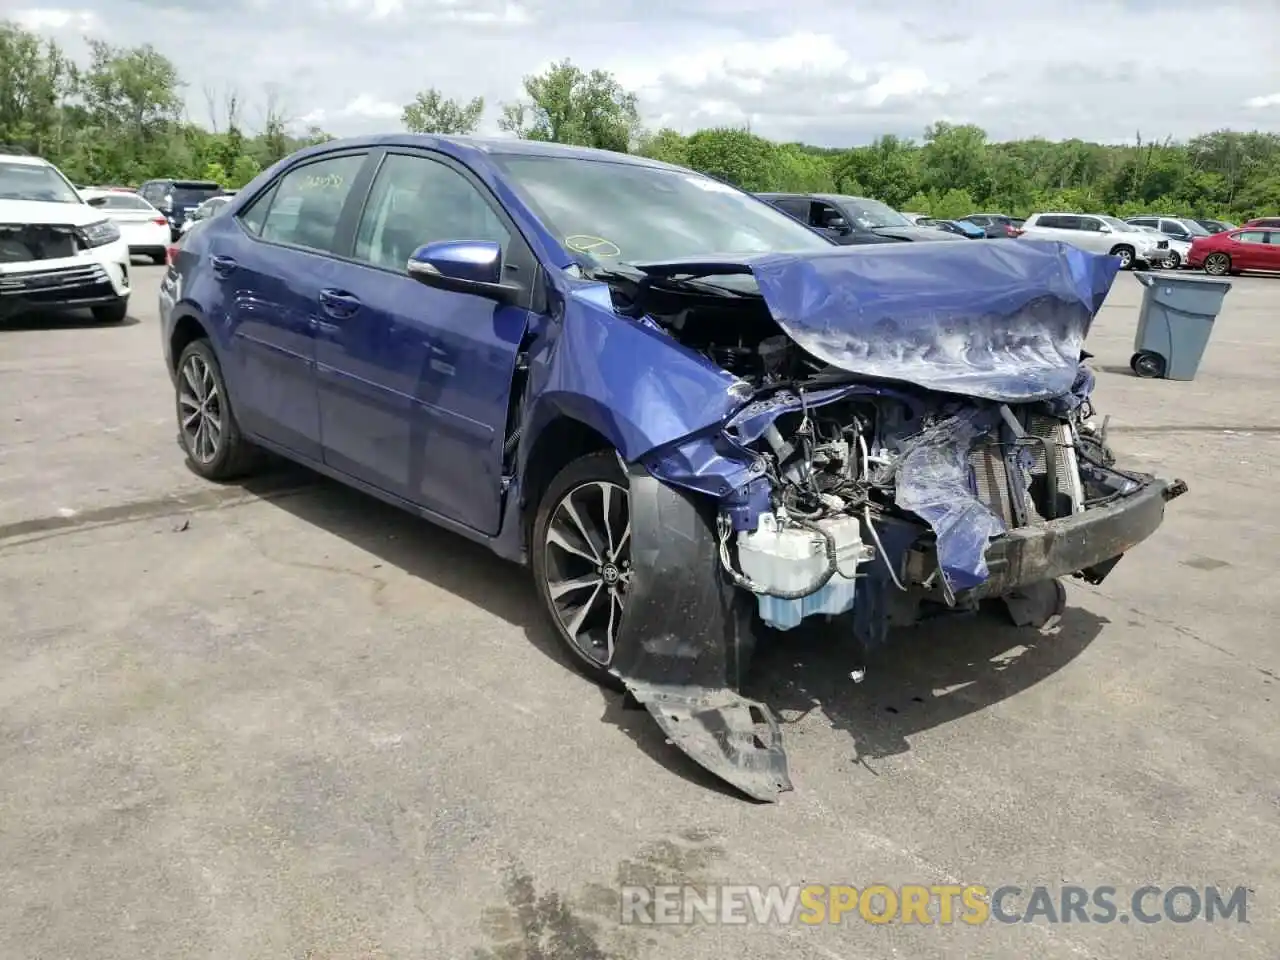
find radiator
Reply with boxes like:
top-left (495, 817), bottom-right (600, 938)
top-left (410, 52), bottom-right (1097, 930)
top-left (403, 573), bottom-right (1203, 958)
top-left (968, 416), bottom-right (1082, 528)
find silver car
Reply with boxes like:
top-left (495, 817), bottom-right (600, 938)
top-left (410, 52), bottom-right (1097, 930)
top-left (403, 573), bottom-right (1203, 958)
top-left (1019, 212), bottom-right (1165, 269)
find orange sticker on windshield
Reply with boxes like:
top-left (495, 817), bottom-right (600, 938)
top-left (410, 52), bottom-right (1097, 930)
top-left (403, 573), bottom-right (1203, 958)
top-left (566, 235), bottom-right (621, 258)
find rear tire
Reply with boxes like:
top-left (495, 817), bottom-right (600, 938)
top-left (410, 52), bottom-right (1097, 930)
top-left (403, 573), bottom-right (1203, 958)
top-left (1109, 245), bottom-right (1135, 269)
top-left (91, 298), bottom-right (129, 324)
top-left (175, 338), bottom-right (261, 481)
top-left (1204, 252), bottom-right (1230, 276)
top-left (1165, 251), bottom-right (1181, 270)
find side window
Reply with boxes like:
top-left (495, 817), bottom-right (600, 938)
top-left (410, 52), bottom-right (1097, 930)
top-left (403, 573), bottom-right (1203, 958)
top-left (772, 198), bottom-right (809, 220)
top-left (256, 153), bottom-right (366, 254)
top-left (1076, 217), bottom-right (1102, 232)
top-left (352, 153), bottom-right (510, 272)
top-left (1236, 231), bottom-right (1264, 244)
top-left (238, 184), bottom-right (276, 236)
top-left (1159, 219), bottom-right (1186, 236)
top-left (1130, 218), bottom-right (1155, 228)
top-left (809, 202), bottom-right (844, 229)
top-left (1262, 231), bottom-right (1277, 245)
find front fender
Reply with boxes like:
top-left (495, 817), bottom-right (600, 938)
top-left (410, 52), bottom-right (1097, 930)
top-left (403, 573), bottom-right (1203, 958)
top-left (520, 286), bottom-right (746, 465)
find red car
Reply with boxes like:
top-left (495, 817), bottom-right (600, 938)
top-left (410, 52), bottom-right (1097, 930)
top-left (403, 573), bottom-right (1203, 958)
top-left (1187, 227), bottom-right (1280, 276)
top-left (1242, 217), bottom-right (1280, 229)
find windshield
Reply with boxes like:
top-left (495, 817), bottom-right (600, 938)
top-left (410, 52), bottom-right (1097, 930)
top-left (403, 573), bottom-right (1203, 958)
top-left (1177, 218), bottom-right (1211, 237)
top-left (0, 161), bottom-right (82, 204)
top-left (1100, 216), bottom-right (1136, 232)
top-left (490, 156), bottom-right (833, 264)
top-left (834, 197), bottom-right (911, 229)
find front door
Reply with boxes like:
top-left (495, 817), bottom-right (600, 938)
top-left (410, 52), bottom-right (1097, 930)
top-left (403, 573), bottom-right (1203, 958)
top-left (214, 151), bottom-right (371, 462)
top-left (313, 149), bottom-right (535, 535)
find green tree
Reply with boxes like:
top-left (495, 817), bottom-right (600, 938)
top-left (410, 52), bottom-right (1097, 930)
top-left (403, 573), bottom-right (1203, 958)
top-left (0, 21), bottom-right (77, 157)
top-left (635, 127), bottom-right (689, 166)
top-left (832, 135), bottom-right (919, 207)
top-left (499, 59), bottom-right (639, 152)
top-left (683, 128), bottom-right (781, 192)
top-left (402, 88), bottom-right (484, 135)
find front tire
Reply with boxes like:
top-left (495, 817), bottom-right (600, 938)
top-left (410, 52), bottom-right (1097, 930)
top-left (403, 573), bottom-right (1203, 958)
top-left (1165, 251), bottom-right (1181, 270)
top-left (532, 451), bottom-right (631, 688)
top-left (91, 298), bottom-right (129, 324)
top-left (1109, 245), bottom-right (1135, 269)
top-left (1204, 252), bottom-right (1231, 276)
top-left (175, 339), bottom-right (260, 481)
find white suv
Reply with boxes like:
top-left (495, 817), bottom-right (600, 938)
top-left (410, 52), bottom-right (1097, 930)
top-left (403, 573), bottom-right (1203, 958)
top-left (0, 149), bottom-right (132, 323)
top-left (1019, 212), bottom-right (1165, 270)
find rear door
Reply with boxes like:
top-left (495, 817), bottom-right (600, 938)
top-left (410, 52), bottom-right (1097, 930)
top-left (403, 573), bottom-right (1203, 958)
top-left (211, 150), bottom-right (374, 461)
top-left (1256, 230), bottom-right (1280, 270)
top-left (1232, 230), bottom-right (1268, 269)
top-left (313, 148), bottom-right (537, 534)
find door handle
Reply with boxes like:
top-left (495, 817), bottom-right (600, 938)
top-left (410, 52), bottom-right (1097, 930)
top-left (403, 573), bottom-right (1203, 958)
top-left (209, 254), bottom-right (238, 276)
top-left (319, 288), bottom-right (361, 319)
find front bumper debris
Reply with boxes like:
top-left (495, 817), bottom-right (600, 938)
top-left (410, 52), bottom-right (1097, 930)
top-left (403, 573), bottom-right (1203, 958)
top-left (614, 464), bottom-right (1186, 803)
top-left (611, 465), bottom-right (792, 802)
top-left (906, 474), bottom-right (1188, 600)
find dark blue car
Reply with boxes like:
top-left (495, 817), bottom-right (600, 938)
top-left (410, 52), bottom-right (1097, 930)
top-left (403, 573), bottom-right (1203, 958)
top-left (159, 135), bottom-right (1185, 800)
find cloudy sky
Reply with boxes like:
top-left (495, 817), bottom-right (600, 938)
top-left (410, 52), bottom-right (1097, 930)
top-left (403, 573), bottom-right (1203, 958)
top-left (11, 0), bottom-right (1280, 146)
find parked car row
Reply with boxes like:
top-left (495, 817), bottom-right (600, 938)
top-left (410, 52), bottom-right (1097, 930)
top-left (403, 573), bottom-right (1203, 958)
top-left (754, 192), bottom-right (1277, 275)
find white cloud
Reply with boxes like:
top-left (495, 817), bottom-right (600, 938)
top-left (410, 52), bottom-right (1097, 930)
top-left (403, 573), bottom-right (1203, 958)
top-left (11, 8), bottom-right (96, 31)
top-left (11, 0), bottom-right (1280, 145)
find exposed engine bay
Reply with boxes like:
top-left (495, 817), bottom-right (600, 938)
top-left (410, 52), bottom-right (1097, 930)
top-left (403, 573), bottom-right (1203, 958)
top-left (587, 255), bottom-right (1187, 802)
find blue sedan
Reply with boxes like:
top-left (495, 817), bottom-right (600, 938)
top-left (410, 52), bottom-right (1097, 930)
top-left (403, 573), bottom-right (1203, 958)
top-left (159, 135), bottom-right (1184, 800)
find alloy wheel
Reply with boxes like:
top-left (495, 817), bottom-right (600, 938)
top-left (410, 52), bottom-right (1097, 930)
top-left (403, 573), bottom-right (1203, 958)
top-left (543, 480), bottom-right (631, 667)
top-left (178, 353), bottom-right (223, 464)
top-left (1115, 248), bottom-right (1133, 268)
top-left (1204, 253), bottom-right (1229, 276)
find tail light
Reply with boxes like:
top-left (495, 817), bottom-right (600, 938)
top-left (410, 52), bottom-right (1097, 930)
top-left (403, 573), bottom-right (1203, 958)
top-left (165, 243), bottom-right (180, 265)
top-left (152, 216), bottom-right (168, 226)
top-left (1005, 224), bottom-right (1024, 237)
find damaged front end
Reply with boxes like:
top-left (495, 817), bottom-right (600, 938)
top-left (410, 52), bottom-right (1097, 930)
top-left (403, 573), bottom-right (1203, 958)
top-left (555, 242), bottom-right (1187, 801)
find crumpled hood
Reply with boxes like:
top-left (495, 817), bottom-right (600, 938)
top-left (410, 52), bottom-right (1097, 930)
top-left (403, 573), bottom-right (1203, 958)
top-left (631, 239), bottom-right (1121, 402)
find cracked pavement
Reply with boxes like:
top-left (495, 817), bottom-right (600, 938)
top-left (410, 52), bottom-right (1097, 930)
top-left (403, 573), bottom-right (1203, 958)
top-left (1, 266), bottom-right (1277, 959)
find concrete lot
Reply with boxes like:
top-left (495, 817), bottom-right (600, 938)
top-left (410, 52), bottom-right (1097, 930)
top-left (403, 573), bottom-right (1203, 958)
top-left (1, 264), bottom-right (1277, 959)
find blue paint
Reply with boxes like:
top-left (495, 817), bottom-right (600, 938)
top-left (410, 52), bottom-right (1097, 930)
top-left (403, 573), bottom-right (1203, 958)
top-left (162, 133), bottom-right (1120, 603)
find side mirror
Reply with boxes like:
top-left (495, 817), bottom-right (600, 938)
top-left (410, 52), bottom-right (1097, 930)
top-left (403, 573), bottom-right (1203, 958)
top-left (86, 196), bottom-right (107, 207)
top-left (825, 217), bottom-right (850, 234)
top-left (1097, 225), bottom-right (1112, 234)
top-left (406, 239), bottom-right (520, 304)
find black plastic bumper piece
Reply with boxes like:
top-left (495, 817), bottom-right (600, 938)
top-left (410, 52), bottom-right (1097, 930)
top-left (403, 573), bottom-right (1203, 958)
top-left (611, 463), bottom-right (791, 803)
top-left (965, 475), bottom-right (1187, 599)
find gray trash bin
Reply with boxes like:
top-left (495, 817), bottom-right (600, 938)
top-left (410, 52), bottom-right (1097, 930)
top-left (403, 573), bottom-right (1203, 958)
top-left (1130, 272), bottom-right (1231, 380)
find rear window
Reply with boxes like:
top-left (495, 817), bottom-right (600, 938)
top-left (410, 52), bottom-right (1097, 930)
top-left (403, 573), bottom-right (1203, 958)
top-left (172, 184), bottom-right (222, 206)
top-left (94, 194), bottom-right (153, 211)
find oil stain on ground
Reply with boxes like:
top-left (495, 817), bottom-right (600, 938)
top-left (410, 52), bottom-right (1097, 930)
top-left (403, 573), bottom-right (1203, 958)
top-left (474, 829), bottom-right (727, 960)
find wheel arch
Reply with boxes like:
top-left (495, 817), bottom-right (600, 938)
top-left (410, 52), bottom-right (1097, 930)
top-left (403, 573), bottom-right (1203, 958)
top-left (169, 312), bottom-right (213, 373)
top-left (518, 414), bottom-right (615, 538)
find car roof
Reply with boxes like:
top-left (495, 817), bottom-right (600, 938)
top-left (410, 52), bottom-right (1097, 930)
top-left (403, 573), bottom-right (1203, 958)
top-left (0, 153), bottom-right (51, 167)
top-left (301, 134), bottom-right (683, 171)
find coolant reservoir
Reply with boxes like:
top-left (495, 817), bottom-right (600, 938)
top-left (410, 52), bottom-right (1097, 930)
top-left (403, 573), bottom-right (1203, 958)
top-left (736, 512), bottom-right (873, 630)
